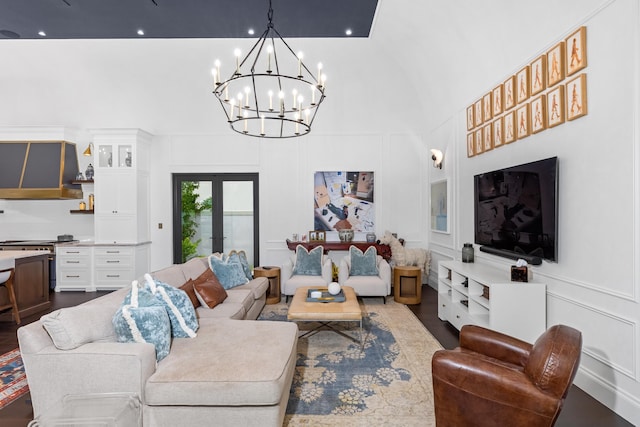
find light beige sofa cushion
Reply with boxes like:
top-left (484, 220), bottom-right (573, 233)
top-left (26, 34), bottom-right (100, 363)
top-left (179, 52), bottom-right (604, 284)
top-left (145, 319), bottom-right (298, 406)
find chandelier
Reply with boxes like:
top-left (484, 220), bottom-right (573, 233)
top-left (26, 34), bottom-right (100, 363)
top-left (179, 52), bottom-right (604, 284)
top-left (211, 0), bottom-right (326, 138)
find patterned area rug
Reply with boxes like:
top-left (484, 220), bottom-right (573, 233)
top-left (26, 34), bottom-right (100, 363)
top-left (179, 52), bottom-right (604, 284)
top-left (0, 348), bottom-right (29, 410)
top-left (259, 298), bottom-right (442, 426)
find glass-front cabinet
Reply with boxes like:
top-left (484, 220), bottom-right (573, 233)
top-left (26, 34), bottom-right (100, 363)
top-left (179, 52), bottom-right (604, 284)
top-left (97, 143), bottom-right (133, 168)
top-left (90, 129), bottom-right (151, 244)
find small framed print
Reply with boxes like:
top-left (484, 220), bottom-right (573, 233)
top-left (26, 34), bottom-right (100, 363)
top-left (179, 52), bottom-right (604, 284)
top-left (492, 85), bottom-right (503, 116)
top-left (310, 230), bottom-right (325, 242)
top-left (474, 128), bottom-right (483, 155)
top-left (516, 66), bottom-right (530, 104)
top-left (566, 73), bottom-right (588, 121)
top-left (547, 41), bottom-right (565, 87)
top-left (466, 105), bottom-right (475, 130)
top-left (467, 133), bottom-right (475, 157)
top-left (504, 110), bottom-right (516, 143)
top-left (516, 103), bottom-right (530, 139)
top-left (503, 75), bottom-right (516, 110)
top-left (566, 26), bottom-right (587, 76)
top-left (493, 116), bottom-right (504, 148)
top-left (547, 85), bottom-right (565, 127)
top-left (483, 123), bottom-right (493, 152)
top-left (530, 55), bottom-right (546, 96)
top-left (531, 95), bottom-right (546, 134)
top-left (483, 92), bottom-right (493, 122)
top-left (474, 99), bottom-right (483, 127)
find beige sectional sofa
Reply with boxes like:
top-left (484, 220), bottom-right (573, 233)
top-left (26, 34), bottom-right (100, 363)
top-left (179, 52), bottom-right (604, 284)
top-left (18, 257), bottom-right (298, 427)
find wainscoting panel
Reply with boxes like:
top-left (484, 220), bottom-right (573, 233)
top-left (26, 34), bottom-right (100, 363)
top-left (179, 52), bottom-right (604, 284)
top-left (548, 293), bottom-right (636, 379)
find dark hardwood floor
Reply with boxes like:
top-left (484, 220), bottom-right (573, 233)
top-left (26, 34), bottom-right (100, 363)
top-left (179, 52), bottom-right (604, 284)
top-left (0, 286), bottom-right (633, 426)
top-left (408, 285), bottom-right (633, 427)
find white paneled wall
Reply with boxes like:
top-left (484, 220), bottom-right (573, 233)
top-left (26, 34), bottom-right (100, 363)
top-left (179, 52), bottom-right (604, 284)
top-left (426, 1), bottom-right (640, 424)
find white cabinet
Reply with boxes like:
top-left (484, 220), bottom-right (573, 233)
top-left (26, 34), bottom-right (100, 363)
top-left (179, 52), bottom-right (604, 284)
top-left (55, 246), bottom-right (94, 292)
top-left (94, 245), bottom-right (150, 290)
top-left (94, 170), bottom-right (149, 244)
top-left (91, 129), bottom-right (151, 244)
top-left (438, 260), bottom-right (546, 343)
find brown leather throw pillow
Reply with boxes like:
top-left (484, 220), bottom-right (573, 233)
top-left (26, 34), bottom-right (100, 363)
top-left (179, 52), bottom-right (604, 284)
top-left (192, 268), bottom-right (228, 309)
top-left (179, 279), bottom-right (201, 309)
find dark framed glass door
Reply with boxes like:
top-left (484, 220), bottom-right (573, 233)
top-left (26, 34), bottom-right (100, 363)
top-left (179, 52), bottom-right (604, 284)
top-left (172, 173), bottom-right (259, 267)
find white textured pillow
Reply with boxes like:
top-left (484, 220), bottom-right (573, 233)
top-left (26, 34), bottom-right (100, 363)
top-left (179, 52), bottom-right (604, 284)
top-left (41, 305), bottom-right (117, 350)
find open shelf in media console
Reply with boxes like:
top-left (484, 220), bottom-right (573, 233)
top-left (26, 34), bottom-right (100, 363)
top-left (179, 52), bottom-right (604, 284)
top-left (437, 260), bottom-right (547, 343)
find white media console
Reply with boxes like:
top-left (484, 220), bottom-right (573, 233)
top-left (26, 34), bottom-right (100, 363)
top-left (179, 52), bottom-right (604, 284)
top-left (437, 260), bottom-right (546, 343)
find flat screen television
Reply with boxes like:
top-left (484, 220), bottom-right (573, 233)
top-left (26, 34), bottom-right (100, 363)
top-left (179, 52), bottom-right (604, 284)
top-left (474, 157), bottom-right (558, 263)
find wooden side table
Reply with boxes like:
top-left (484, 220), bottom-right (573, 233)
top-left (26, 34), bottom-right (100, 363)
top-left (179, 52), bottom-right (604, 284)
top-left (254, 266), bottom-right (281, 304)
top-left (393, 266), bottom-right (422, 304)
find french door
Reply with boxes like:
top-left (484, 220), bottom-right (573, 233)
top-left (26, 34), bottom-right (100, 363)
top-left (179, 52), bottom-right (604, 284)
top-left (172, 173), bottom-right (259, 267)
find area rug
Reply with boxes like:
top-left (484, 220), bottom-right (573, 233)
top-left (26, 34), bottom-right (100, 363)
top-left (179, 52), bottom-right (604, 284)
top-left (0, 348), bottom-right (29, 410)
top-left (259, 298), bottom-right (442, 426)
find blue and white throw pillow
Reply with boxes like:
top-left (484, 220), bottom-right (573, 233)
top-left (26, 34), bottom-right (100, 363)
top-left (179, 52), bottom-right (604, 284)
top-left (113, 281), bottom-right (171, 362)
top-left (143, 274), bottom-right (198, 338)
top-left (235, 250), bottom-right (254, 281)
top-left (350, 246), bottom-right (379, 276)
top-left (208, 253), bottom-right (250, 290)
top-left (292, 245), bottom-right (324, 276)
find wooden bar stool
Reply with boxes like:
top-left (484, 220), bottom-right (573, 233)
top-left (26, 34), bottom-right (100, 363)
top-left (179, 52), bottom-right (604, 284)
top-left (0, 268), bottom-right (20, 324)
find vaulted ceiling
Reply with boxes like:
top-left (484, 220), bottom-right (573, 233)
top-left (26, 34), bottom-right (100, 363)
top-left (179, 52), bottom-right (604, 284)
top-left (0, 0), bottom-right (378, 40)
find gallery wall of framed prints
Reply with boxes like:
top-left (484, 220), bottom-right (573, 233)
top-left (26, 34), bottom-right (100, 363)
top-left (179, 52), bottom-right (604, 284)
top-left (466, 26), bottom-right (588, 158)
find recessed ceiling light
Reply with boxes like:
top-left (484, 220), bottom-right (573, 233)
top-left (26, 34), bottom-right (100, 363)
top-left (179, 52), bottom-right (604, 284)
top-left (248, 28), bottom-right (254, 35)
top-left (137, 29), bottom-right (145, 36)
top-left (38, 30), bottom-right (46, 37)
top-left (345, 28), bottom-right (353, 36)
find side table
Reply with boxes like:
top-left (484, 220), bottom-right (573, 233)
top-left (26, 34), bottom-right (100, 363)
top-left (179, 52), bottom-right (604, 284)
top-left (254, 266), bottom-right (281, 304)
top-left (393, 266), bottom-right (422, 304)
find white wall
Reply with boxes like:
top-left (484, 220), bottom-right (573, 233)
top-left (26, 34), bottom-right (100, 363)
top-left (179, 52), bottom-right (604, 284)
top-left (146, 131), bottom-right (427, 272)
top-left (425, 1), bottom-right (640, 424)
top-left (0, 0), bottom-right (638, 424)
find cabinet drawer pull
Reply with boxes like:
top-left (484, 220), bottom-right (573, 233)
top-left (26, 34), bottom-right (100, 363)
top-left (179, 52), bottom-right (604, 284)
top-left (106, 260), bottom-right (120, 263)
top-left (66, 275), bottom-right (80, 278)
top-left (67, 251), bottom-right (80, 254)
top-left (67, 261), bottom-right (80, 264)
top-left (106, 251), bottom-right (120, 254)
top-left (106, 275), bottom-right (120, 278)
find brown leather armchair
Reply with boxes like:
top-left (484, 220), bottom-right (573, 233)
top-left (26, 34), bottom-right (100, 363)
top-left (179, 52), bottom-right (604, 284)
top-left (432, 324), bottom-right (582, 427)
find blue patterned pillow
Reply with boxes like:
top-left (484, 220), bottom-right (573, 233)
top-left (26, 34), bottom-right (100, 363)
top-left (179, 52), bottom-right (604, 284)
top-left (235, 250), bottom-right (254, 281)
top-left (292, 245), bottom-right (324, 276)
top-left (208, 254), bottom-right (250, 289)
top-left (143, 274), bottom-right (198, 338)
top-left (113, 281), bottom-right (171, 362)
top-left (350, 246), bottom-right (379, 276)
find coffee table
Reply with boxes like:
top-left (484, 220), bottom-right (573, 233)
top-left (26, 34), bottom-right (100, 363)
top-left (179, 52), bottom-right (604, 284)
top-left (287, 285), bottom-right (363, 345)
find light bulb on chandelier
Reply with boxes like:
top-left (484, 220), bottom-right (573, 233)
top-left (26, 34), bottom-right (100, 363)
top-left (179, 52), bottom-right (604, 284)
top-left (211, 0), bottom-right (326, 138)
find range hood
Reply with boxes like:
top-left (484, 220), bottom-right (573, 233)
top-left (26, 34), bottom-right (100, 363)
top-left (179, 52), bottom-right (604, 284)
top-left (0, 141), bottom-right (82, 199)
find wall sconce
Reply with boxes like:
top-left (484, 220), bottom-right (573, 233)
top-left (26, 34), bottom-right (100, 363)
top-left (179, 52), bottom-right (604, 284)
top-left (83, 143), bottom-right (93, 156)
top-left (430, 149), bottom-right (443, 169)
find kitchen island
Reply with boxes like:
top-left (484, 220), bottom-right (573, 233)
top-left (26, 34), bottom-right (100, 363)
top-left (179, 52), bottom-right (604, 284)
top-left (0, 251), bottom-right (50, 321)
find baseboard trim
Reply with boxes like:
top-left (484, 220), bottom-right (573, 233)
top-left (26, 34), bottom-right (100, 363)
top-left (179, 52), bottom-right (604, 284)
top-left (574, 367), bottom-right (640, 426)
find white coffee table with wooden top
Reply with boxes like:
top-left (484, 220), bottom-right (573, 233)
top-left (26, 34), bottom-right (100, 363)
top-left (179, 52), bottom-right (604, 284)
top-left (287, 285), bottom-right (363, 345)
